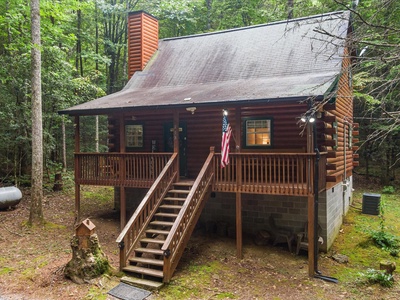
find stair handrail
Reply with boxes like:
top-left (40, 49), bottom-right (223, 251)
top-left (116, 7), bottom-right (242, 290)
top-left (116, 153), bottom-right (178, 270)
top-left (162, 147), bottom-right (215, 282)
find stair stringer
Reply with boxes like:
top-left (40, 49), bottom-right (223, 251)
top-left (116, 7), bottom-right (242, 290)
top-left (163, 185), bottom-right (212, 282)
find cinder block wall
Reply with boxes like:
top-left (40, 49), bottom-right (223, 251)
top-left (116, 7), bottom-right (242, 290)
top-left (319, 176), bottom-right (353, 249)
top-left (114, 187), bottom-right (148, 215)
top-left (200, 193), bottom-right (311, 241)
top-left (115, 178), bottom-right (353, 252)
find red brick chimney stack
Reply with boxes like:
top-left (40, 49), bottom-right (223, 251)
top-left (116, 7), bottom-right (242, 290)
top-left (127, 11), bottom-right (159, 79)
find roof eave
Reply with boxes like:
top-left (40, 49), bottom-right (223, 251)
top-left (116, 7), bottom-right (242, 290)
top-left (58, 95), bottom-right (325, 116)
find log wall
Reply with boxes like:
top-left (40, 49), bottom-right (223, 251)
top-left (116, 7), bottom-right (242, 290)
top-left (322, 47), bottom-right (355, 187)
top-left (108, 102), bottom-right (308, 178)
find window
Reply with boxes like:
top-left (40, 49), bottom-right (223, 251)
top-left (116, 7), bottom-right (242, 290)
top-left (125, 124), bottom-right (143, 148)
top-left (244, 118), bottom-right (272, 148)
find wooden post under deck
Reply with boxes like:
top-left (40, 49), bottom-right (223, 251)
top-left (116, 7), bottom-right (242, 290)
top-left (307, 121), bottom-right (315, 277)
top-left (119, 115), bottom-right (126, 229)
top-left (74, 116), bottom-right (81, 223)
top-left (307, 193), bottom-right (315, 277)
top-left (236, 193), bottom-right (242, 259)
top-left (235, 108), bottom-right (243, 258)
top-left (173, 111), bottom-right (180, 178)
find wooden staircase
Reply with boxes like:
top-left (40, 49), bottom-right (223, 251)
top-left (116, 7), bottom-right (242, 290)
top-left (121, 181), bottom-right (194, 290)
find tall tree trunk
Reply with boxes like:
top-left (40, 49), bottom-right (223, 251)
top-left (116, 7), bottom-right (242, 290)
top-left (62, 117), bottom-right (67, 172)
top-left (95, 0), bottom-right (99, 72)
top-left (95, 115), bottom-right (99, 152)
top-left (29, 0), bottom-right (44, 225)
top-left (287, 0), bottom-right (294, 19)
top-left (206, 0), bottom-right (212, 30)
top-left (76, 7), bottom-right (83, 76)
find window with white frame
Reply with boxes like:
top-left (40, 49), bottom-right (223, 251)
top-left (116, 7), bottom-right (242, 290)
top-left (244, 118), bottom-right (272, 148)
top-left (125, 124), bottom-right (143, 148)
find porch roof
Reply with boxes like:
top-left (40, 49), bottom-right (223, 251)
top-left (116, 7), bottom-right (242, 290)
top-left (61, 11), bottom-right (351, 116)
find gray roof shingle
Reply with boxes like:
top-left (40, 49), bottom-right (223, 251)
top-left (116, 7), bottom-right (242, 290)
top-left (61, 11), bottom-right (351, 115)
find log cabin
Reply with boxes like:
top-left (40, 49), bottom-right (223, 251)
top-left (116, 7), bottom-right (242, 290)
top-left (60, 10), bottom-right (357, 288)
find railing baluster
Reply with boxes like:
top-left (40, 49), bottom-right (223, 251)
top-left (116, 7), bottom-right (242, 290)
top-left (211, 152), bottom-right (326, 196)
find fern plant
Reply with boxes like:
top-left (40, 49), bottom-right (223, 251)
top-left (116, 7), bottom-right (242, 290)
top-left (360, 269), bottom-right (394, 288)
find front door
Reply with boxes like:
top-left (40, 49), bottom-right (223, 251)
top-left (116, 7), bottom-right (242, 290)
top-left (164, 122), bottom-right (187, 177)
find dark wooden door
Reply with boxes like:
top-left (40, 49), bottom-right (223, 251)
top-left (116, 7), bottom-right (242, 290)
top-left (164, 122), bottom-right (187, 177)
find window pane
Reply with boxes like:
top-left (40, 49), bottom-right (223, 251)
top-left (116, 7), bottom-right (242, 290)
top-left (126, 124), bottom-right (143, 147)
top-left (245, 119), bottom-right (271, 146)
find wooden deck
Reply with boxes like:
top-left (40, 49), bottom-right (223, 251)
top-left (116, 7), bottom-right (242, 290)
top-left (75, 152), bottom-right (326, 196)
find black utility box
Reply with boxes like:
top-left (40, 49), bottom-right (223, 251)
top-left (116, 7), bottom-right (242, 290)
top-left (362, 193), bottom-right (381, 215)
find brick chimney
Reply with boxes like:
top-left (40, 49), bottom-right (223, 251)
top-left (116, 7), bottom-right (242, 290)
top-left (127, 11), bottom-right (159, 79)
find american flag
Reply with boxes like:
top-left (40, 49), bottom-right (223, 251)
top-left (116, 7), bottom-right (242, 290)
top-left (221, 113), bottom-right (232, 168)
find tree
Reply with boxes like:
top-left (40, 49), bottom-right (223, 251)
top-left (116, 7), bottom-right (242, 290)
top-left (29, 0), bottom-right (44, 225)
top-left (343, 0), bottom-right (400, 183)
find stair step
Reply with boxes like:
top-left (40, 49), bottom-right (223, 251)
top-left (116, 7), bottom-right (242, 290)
top-left (121, 276), bottom-right (163, 290)
top-left (164, 197), bottom-right (186, 202)
top-left (168, 189), bottom-right (190, 194)
top-left (135, 247), bottom-right (164, 256)
top-left (159, 204), bottom-right (182, 210)
top-left (128, 257), bottom-right (164, 267)
top-left (141, 238), bottom-right (165, 245)
top-left (146, 229), bottom-right (170, 235)
top-left (155, 212), bottom-right (178, 218)
top-left (150, 220), bottom-right (174, 227)
top-left (123, 265), bottom-right (164, 278)
top-left (173, 182), bottom-right (194, 187)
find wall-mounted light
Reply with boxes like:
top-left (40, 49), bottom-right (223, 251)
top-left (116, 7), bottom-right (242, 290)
top-left (300, 114), bottom-right (316, 123)
top-left (186, 107), bottom-right (196, 114)
top-left (223, 109), bottom-right (228, 116)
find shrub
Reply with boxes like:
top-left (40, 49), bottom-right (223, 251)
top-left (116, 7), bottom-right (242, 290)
top-left (382, 186), bottom-right (395, 194)
top-left (368, 229), bottom-right (400, 257)
top-left (360, 268), bottom-right (394, 287)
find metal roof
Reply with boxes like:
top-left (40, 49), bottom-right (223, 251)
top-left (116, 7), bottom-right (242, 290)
top-left (61, 11), bottom-right (351, 115)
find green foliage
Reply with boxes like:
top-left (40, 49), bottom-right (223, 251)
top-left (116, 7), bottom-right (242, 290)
top-left (0, 0), bottom-right (398, 184)
top-left (382, 186), bottom-right (395, 194)
top-left (360, 268), bottom-right (394, 288)
top-left (368, 229), bottom-right (400, 257)
top-left (364, 197), bottom-right (400, 256)
top-left (353, 0), bottom-right (400, 183)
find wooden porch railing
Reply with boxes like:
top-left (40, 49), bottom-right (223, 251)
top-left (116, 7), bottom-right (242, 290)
top-left (213, 153), bottom-right (327, 196)
top-left (162, 148), bottom-right (215, 282)
top-left (75, 152), bottom-right (172, 187)
top-left (116, 153), bottom-right (178, 270)
top-left (75, 152), bottom-right (326, 196)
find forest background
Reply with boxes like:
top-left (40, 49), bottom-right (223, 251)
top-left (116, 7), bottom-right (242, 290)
top-left (0, 0), bottom-right (399, 188)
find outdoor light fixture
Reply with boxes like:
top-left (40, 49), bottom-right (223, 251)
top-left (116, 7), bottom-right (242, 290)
top-left (301, 113), bottom-right (316, 123)
top-left (186, 107), bottom-right (197, 114)
top-left (223, 109), bottom-right (228, 116)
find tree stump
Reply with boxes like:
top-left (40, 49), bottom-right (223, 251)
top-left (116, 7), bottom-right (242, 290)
top-left (380, 260), bottom-right (396, 275)
top-left (53, 173), bottom-right (63, 191)
top-left (64, 220), bottom-right (110, 284)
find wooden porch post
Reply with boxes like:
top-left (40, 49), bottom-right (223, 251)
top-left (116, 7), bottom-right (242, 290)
top-left (236, 193), bottom-right (242, 259)
top-left (119, 115), bottom-right (127, 229)
top-left (235, 108), bottom-right (243, 259)
top-left (307, 193), bottom-right (315, 277)
top-left (307, 121), bottom-right (315, 277)
top-left (173, 111), bottom-right (180, 178)
top-left (74, 116), bottom-right (81, 224)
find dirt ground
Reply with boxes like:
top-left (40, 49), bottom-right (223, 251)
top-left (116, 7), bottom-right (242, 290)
top-left (0, 184), bottom-right (399, 299)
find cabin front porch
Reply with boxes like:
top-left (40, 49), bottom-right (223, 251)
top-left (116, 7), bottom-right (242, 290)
top-left (73, 147), bottom-right (326, 285)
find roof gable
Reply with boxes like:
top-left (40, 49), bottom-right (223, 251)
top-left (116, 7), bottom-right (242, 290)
top-left (61, 11), bottom-right (351, 115)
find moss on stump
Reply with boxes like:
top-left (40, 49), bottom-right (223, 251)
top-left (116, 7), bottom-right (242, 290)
top-left (64, 234), bottom-right (110, 284)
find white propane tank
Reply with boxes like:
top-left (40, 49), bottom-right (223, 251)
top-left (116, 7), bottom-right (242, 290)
top-left (0, 186), bottom-right (22, 209)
